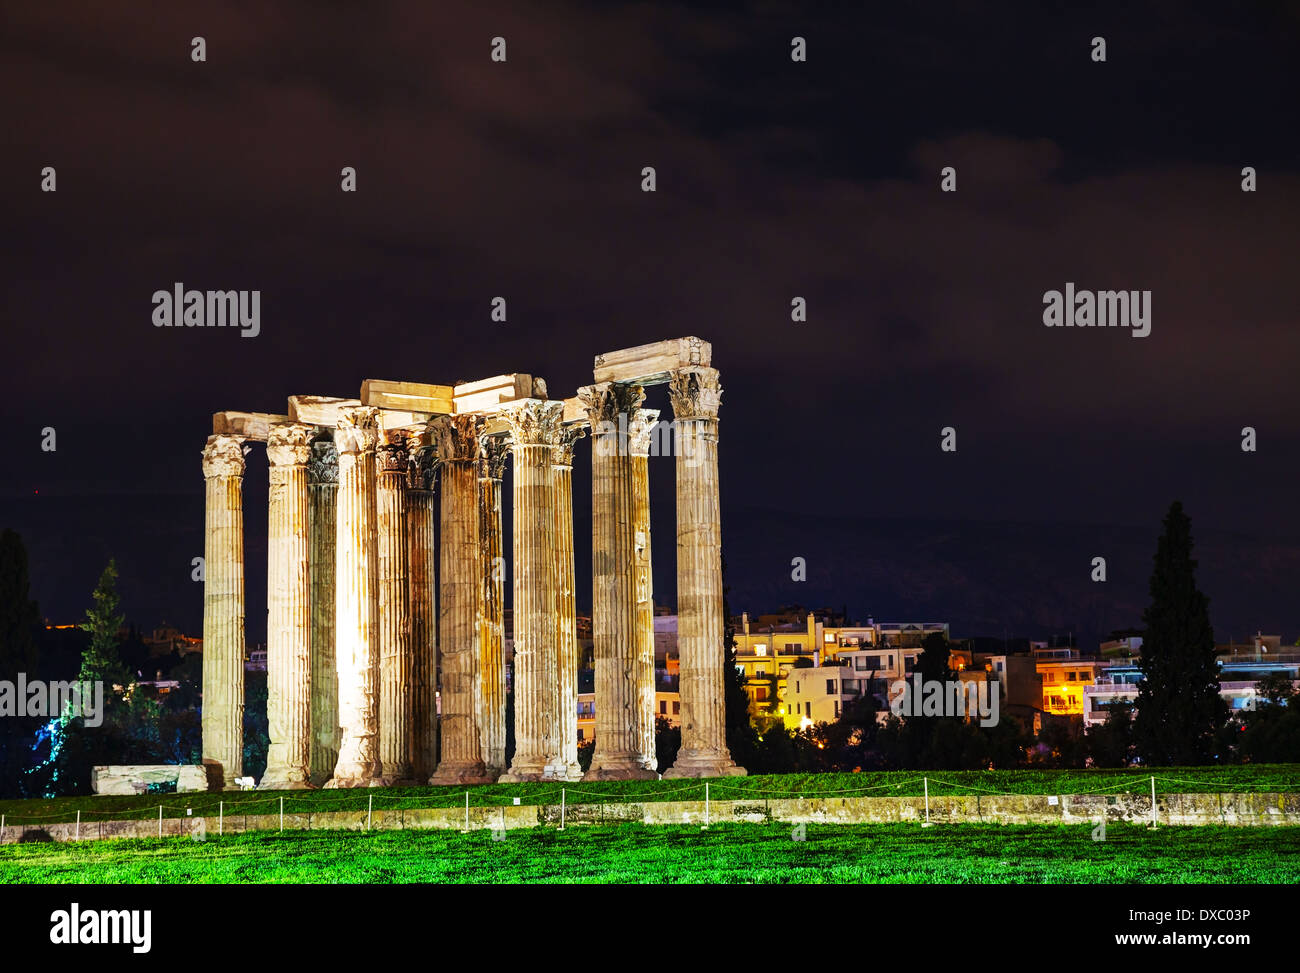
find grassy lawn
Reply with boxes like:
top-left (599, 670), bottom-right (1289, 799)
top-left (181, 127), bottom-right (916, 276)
top-left (3, 764), bottom-right (1297, 827)
top-left (0, 822), bottom-right (1296, 883)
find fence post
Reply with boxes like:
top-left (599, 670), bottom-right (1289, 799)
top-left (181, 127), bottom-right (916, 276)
top-left (280, 796), bottom-right (285, 832)
top-left (561, 788), bottom-right (566, 831)
top-left (705, 782), bottom-right (710, 828)
top-left (367, 794), bottom-right (373, 832)
top-left (1150, 776), bottom-right (1158, 829)
top-left (219, 801), bottom-right (223, 836)
top-left (76, 810), bottom-right (80, 842)
top-left (465, 791), bottom-right (469, 831)
top-left (1, 814), bottom-right (5, 843)
top-left (158, 805), bottom-right (163, 839)
top-left (923, 777), bottom-right (932, 827)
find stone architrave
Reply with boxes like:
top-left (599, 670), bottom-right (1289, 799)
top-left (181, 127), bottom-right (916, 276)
top-left (580, 384), bottom-right (657, 780)
top-left (499, 399), bottom-right (574, 782)
top-left (551, 424), bottom-right (587, 779)
top-left (261, 422), bottom-right (317, 790)
top-left (407, 442), bottom-right (439, 781)
top-left (428, 415), bottom-right (494, 785)
top-left (662, 367), bottom-right (745, 778)
top-left (201, 434), bottom-right (247, 787)
top-left (376, 432), bottom-right (415, 784)
top-left (308, 439), bottom-right (340, 786)
top-left (325, 406), bottom-right (389, 788)
top-left (477, 434), bottom-right (510, 779)
top-left (628, 409), bottom-right (660, 771)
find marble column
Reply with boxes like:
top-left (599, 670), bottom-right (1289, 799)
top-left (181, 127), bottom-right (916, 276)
top-left (628, 409), bottom-right (660, 771)
top-left (325, 405), bottom-right (388, 788)
top-left (551, 424), bottom-right (587, 779)
top-left (428, 415), bottom-right (494, 785)
top-left (261, 422), bottom-right (316, 790)
top-left (477, 435), bottom-right (510, 779)
top-left (201, 434), bottom-right (246, 787)
top-left (308, 439), bottom-right (339, 787)
top-left (376, 432), bottom-right (415, 784)
top-left (580, 384), bottom-right (657, 780)
top-left (663, 367), bottom-right (745, 777)
top-left (407, 442), bottom-right (439, 782)
top-left (499, 399), bottom-right (571, 782)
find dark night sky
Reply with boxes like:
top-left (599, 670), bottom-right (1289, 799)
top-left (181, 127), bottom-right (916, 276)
top-left (2, 2), bottom-right (1299, 641)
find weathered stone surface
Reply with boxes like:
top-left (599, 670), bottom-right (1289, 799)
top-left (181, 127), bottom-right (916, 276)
top-left (593, 336), bottom-right (711, 386)
top-left (662, 368), bottom-right (744, 778)
top-left (551, 425), bottom-right (587, 779)
top-left (201, 434), bottom-right (246, 787)
top-left (308, 440), bottom-right (340, 785)
top-left (91, 765), bottom-right (210, 795)
top-left (377, 432), bottom-right (415, 784)
top-left (261, 423), bottom-right (316, 790)
top-left (478, 435), bottom-right (509, 777)
top-left (407, 444), bottom-right (439, 781)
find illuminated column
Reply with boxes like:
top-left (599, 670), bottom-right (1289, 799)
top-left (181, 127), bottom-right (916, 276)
top-left (308, 439), bottom-right (339, 787)
top-left (628, 408), bottom-right (660, 771)
top-left (407, 442), bottom-right (439, 782)
top-left (477, 435), bottom-right (510, 779)
top-left (261, 422), bottom-right (316, 790)
top-left (663, 367), bottom-right (745, 778)
top-left (551, 424), bottom-right (588, 779)
top-left (500, 399), bottom-right (569, 782)
top-left (580, 383), bottom-right (657, 780)
top-left (201, 434), bottom-right (246, 788)
top-left (325, 406), bottom-right (388, 788)
top-left (428, 415), bottom-right (494, 785)
top-left (377, 432), bottom-right (415, 784)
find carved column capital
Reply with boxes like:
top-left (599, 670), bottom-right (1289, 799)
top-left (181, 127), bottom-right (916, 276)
top-left (667, 367), bottom-right (722, 421)
top-left (553, 424), bottom-right (588, 467)
top-left (500, 399), bottom-right (565, 446)
top-left (334, 405), bottom-right (380, 455)
top-left (627, 410), bottom-right (661, 458)
top-left (577, 383), bottom-right (645, 425)
top-left (479, 434), bottom-right (511, 479)
top-left (308, 440), bottom-right (339, 485)
top-left (430, 414), bottom-right (485, 463)
top-left (266, 423), bottom-right (316, 468)
top-left (407, 444), bottom-right (439, 492)
top-left (376, 432), bottom-right (410, 475)
top-left (202, 434), bottom-right (246, 479)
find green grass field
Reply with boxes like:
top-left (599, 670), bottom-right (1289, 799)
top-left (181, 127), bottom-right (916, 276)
top-left (1, 822), bottom-right (1296, 883)
top-left (4, 764), bottom-right (1297, 827)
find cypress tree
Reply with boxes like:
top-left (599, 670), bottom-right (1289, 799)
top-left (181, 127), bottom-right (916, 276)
top-left (1133, 502), bottom-right (1226, 764)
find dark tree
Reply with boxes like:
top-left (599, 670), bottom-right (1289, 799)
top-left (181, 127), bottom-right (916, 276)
top-left (720, 556), bottom-right (759, 768)
top-left (0, 530), bottom-right (41, 797)
top-left (1133, 502), bottom-right (1227, 764)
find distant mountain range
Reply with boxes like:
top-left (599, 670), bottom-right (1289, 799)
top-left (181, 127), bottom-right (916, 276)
top-left (4, 495), bottom-right (1296, 654)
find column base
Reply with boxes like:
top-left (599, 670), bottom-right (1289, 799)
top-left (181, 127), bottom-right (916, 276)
top-left (585, 753), bottom-right (658, 781)
top-left (323, 775), bottom-right (394, 789)
top-left (258, 777), bottom-right (316, 791)
top-left (543, 761), bottom-right (586, 782)
top-left (499, 756), bottom-right (581, 783)
top-left (380, 762), bottom-right (417, 785)
top-left (662, 749), bottom-right (747, 779)
top-left (429, 760), bottom-right (496, 786)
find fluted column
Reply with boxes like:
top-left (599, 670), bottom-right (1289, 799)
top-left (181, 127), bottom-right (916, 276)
top-left (551, 424), bottom-right (587, 779)
top-left (308, 439), bottom-right (339, 786)
top-left (663, 367), bottom-right (745, 777)
top-left (377, 432), bottom-right (415, 784)
top-left (580, 384), bottom-right (657, 780)
top-left (325, 406), bottom-right (388, 788)
top-left (428, 415), bottom-right (493, 785)
top-left (407, 442), bottom-right (439, 781)
top-left (477, 435), bottom-right (510, 778)
top-left (201, 434), bottom-right (246, 788)
top-left (500, 399), bottom-right (570, 782)
top-left (628, 409), bottom-right (659, 771)
top-left (261, 422), bottom-right (316, 789)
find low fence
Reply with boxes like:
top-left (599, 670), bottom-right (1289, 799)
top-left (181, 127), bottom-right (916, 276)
top-left (2, 775), bottom-right (1298, 844)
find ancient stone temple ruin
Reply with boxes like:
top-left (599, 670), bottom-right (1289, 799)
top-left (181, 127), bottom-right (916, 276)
top-left (200, 337), bottom-right (745, 789)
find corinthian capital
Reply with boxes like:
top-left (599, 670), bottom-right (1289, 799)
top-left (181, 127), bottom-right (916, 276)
top-left (202, 434), bottom-right (246, 479)
top-left (334, 405), bottom-right (380, 455)
top-left (376, 429), bottom-right (411, 475)
top-left (266, 423), bottom-right (316, 468)
top-left (627, 409), bottom-right (661, 457)
top-left (479, 434), bottom-right (511, 479)
top-left (500, 399), bottom-right (564, 446)
top-left (308, 440), bottom-right (339, 485)
top-left (553, 424), bottom-right (588, 467)
top-left (667, 367), bottom-right (722, 421)
top-left (407, 443), bottom-right (439, 492)
top-left (430, 414), bottom-right (485, 463)
top-left (577, 383), bottom-right (645, 426)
